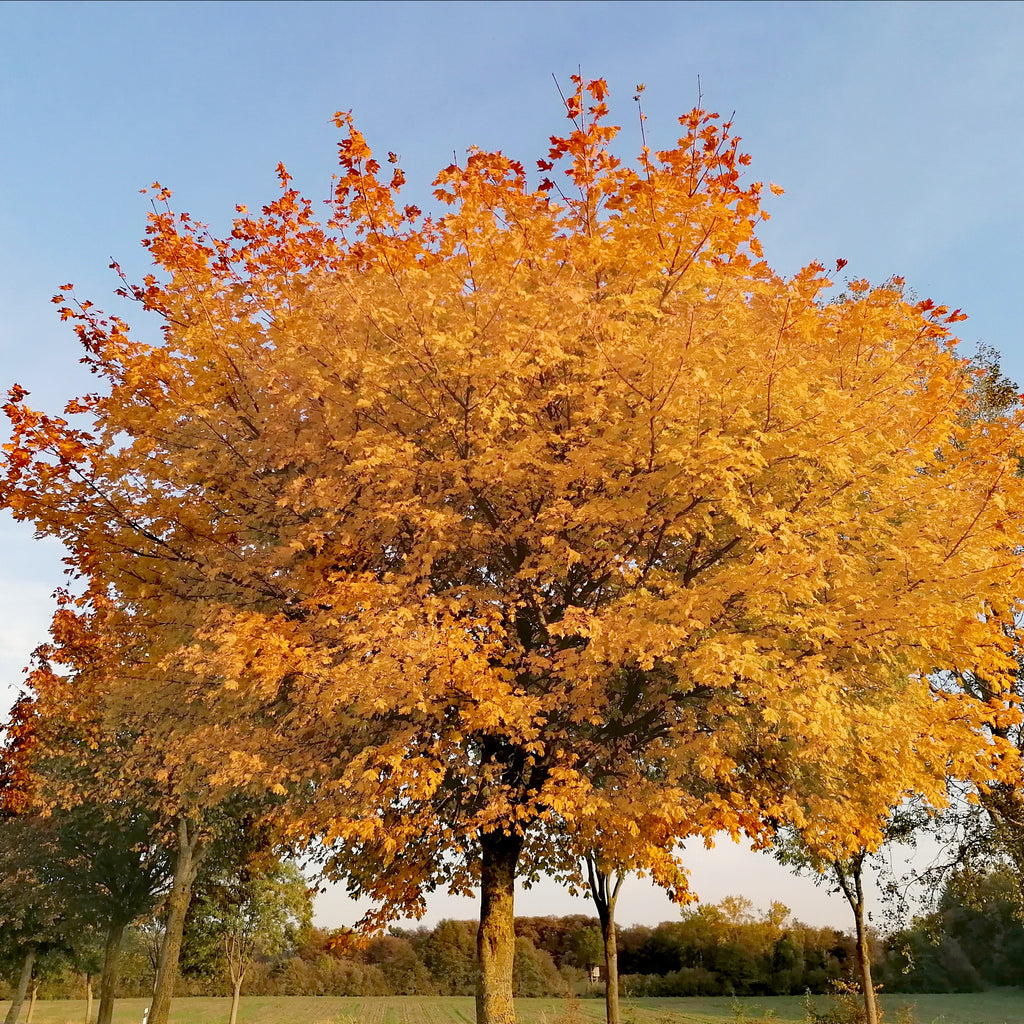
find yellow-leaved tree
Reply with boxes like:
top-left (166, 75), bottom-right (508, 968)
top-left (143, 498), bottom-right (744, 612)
top-left (4, 78), bottom-right (1024, 1023)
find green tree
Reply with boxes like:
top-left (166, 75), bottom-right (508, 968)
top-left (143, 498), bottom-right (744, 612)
top-left (0, 817), bottom-right (73, 1024)
top-left (194, 859), bottom-right (311, 1024)
top-left (511, 936), bottom-right (563, 997)
top-left (769, 932), bottom-right (805, 995)
top-left (569, 924), bottom-right (603, 975)
top-left (362, 935), bottom-right (436, 995)
top-left (883, 866), bottom-right (1024, 992)
top-left (46, 804), bottom-right (171, 1024)
top-left (421, 919), bottom-right (476, 995)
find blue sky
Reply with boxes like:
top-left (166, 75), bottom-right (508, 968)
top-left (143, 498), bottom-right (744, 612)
top-left (2, 0), bottom-right (1022, 928)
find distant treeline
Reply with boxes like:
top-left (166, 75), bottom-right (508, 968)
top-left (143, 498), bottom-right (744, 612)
top-left (879, 867), bottom-right (1024, 993)
top-left (6, 875), bottom-right (1023, 1002)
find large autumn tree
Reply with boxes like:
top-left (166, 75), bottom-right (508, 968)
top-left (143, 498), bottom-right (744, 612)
top-left (4, 78), bottom-right (1024, 1023)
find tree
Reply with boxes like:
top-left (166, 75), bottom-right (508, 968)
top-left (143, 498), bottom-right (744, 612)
top-left (132, 798), bottom-right (284, 1024)
top-left (0, 696), bottom-right (175, 1024)
top-left (421, 919), bottom-right (477, 995)
top-left (568, 923), bottom-right (603, 976)
top-left (584, 857), bottom-right (624, 1024)
top-left (774, 800), bottom-right (943, 1024)
top-left (65, 937), bottom-right (104, 1024)
top-left (42, 803), bottom-right (170, 1024)
top-left (10, 645), bottom-right (231, 1024)
top-left (828, 852), bottom-right (879, 1024)
top-left (881, 865), bottom-right (1024, 992)
top-left (0, 817), bottom-right (74, 1024)
top-left (574, 713), bottom-right (795, 1024)
top-left (769, 617), bottom-right (1024, 1024)
top-left (511, 936), bottom-right (563, 997)
top-left (942, 646), bottom-right (1024, 904)
top-left (186, 858), bottom-right (310, 1024)
top-left (6, 76), bottom-right (1024, 1024)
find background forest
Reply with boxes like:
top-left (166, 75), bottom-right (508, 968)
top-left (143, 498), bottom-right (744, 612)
top-left (4, 873), bottom-right (1022, 1003)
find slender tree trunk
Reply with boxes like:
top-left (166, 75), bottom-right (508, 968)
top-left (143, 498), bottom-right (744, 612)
top-left (228, 975), bottom-right (243, 1024)
top-left (586, 856), bottom-right (624, 1024)
top-left (96, 920), bottom-right (127, 1024)
top-left (853, 917), bottom-right (878, 1024)
top-left (226, 932), bottom-right (248, 1024)
top-left (475, 829), bottom-right (523, 1024)
top-left (146, 816), bottom-right (205, 1024)
top-left (25, 984), bottom-right (37, 1024)
top-left (835, 856), bottom-right (879, 1024)
top-left (4, 946), bottom-right (35, 1024)
top-left (84, 974), bottom-right (93, 1024)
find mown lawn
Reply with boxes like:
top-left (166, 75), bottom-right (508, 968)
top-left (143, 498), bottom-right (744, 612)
top-left (3, 992), bottom-right (1022, 1024)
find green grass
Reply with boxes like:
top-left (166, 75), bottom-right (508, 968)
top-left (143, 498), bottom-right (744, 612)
top-left (1, 992), bottom-right (1022, 1024)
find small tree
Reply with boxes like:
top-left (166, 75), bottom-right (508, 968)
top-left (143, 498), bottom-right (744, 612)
top-left (47, 804), bottom-right (172, 1024)
top-left (0, 817), bottom-right (73, 1024)
top-left (584, 857), bottom-right (625, 1024)
top-left (569, 923), bottom-right (603, 977)
top-left (774, 805), bottom-right (931, 1024)
top-left (189, 859), bottom-right (311, 1024)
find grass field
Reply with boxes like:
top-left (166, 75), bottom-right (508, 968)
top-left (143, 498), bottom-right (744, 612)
top-left (2, 993), bottom-right (1022, 1024)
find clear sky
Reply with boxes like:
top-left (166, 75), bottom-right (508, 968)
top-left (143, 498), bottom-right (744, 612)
top-left (2, 0), bottom-right (1022, 931)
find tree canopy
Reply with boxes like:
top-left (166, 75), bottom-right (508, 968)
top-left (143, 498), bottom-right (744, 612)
top-left (4, 76), bottom-right (1024, 1022)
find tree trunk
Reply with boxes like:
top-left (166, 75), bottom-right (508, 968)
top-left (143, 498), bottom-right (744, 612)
top-left (853, 917), bottom-right (878, 1024)
top-left (228, 975), bottom-right (243, 1024)
top-left (586, 856), bottom-right (624, 1024)
top-left (835, 856), bottom-right (879, 1024)
top-left (475, 829), bottom-right (523, 1024)
top-left (96, 920), bottom-right (127, 1024)
top-left (25, 984), bottom-right (37, 1024)
top-left (84, 974), bottom-right (93, 1024)
top-left (146, 816), bottom-right (205, 1024)
top-left (4, 946), bottom-right (35, 1024)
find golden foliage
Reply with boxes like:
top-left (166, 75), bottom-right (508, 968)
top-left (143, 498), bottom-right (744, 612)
top-left (4, 77), bottom-right (1024, 918)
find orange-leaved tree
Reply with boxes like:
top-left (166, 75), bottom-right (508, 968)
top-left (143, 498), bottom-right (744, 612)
top-left (12, 601), bottom-right (256, 1024)
top-left (4, 77), bottom-right (1024, 1023)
